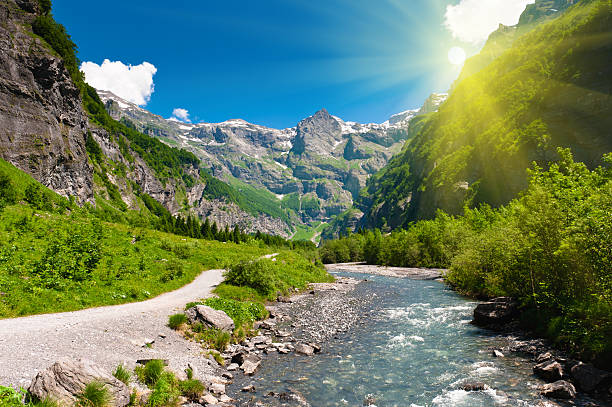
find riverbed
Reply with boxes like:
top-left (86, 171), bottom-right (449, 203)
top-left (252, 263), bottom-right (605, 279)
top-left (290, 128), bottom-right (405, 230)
top-left (228, 269), bottom-right (602, 407)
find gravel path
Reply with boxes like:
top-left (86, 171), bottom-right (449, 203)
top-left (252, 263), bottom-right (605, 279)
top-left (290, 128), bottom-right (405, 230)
top-left (0, 269), bottom-right (225, 388)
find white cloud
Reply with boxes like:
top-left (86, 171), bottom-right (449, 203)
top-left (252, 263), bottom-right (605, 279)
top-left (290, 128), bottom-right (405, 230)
top-left (170, 108), bottom-right (191, 123)
top-left (444, 0), bottom-right (535, 44)
top-left (80, 59), bottom-right (157, 106)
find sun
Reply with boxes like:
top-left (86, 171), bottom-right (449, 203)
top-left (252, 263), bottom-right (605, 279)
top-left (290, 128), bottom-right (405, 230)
top-left (448, 46), bottom-right (467, 66)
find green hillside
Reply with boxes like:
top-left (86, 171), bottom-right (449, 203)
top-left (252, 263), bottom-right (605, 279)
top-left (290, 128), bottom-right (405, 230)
top-left (358, 0), bottom-right (612, 229)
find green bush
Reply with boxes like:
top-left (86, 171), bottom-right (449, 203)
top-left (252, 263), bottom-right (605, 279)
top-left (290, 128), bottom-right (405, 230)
top-left (167, 313), bottom-right (188, 330)
top-left (224, 259), bottom-right (277, 296)
top-left (178, 379), bottom-right (204, 401)
top-left (77, 382), bottom-right (110, 407)
top-left (136, 360), bottom-right (165, 387)
top-left (113, 365), bottom-right (131, 385)
top-left (204, 297), bottom-right (268, 328)
top-left (147, 372), bottom-right (179, 407)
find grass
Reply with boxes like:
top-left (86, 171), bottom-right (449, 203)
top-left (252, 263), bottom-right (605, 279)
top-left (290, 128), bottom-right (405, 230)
top-left (203, 297), bottom-right (268, 328)
top-left (178, 379), bottom-right (205, 401)
top-left (113, 365), bottom-right (131, 385)
top-left (0, 386), bottom-right (59, 407)
top-left (135, 360), bottom-right (165, 387)
top-left (167, 313), bottom-right (188, 330)
top-left (207, 350), bottom-right (225, 366)
top-left (77, 382), bottom-right (110, 407)
top-left (195, 328), bottom-right (231, 352)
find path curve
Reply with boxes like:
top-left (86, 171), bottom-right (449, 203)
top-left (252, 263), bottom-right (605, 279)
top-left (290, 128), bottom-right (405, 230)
top-left (0, 269), bottom-right (224, 387)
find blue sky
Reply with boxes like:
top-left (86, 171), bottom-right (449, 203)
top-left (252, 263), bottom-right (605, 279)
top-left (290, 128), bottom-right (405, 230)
top-left (53, 0), bottom-right (533, 128)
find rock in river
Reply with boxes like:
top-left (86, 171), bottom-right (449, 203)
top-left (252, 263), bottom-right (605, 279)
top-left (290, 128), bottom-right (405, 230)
top-left (185, 305), bottom-right (235, 332)
top-left (29, 359), bottom-right (130, 407)
top-left (472, 297), bottom-right (518, 326)
top-left (540, 380), bottom-right (576, 399)
top-left (570, 362), bottom-right (610, 393)
top-left (533, 360), bottom-right (564, 382)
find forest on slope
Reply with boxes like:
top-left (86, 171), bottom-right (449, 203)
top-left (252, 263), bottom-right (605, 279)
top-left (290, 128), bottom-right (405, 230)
top-left (357, 0), bottom-right (612, 229)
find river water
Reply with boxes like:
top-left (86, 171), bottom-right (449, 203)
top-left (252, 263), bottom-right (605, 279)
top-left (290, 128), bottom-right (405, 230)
top-left (230, 272), bottom-right (599, 407)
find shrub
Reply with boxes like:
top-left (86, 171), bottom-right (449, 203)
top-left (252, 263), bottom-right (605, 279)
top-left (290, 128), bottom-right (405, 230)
top-left (24, 184), bottom-right (43, 209)
top-left (77, 382), bottom-right (110, 407)
top-left (178, 379), bottom-right (204, 401)
top-left (147, 372), bottom-right (179, 407)
top-left (113, 365), bottom-right (131, 385)
top-left (167, 313), bottom-right (188, 330)
top-left (137, 360), bottom-right (165, 387)
top-left (0, 173), bottom-right (17, 209)
top-left (224, 259), bottom-right (276, 296)
top-left (160, 260), bottom-right (183, 283)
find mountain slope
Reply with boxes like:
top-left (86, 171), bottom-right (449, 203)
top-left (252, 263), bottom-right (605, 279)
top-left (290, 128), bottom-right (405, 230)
top-left (357, 0), bottom-right (612, 230)
top-left (101, 90), bottom-right (447, 235)
top-left (0, 0), bottom-right (291, 236)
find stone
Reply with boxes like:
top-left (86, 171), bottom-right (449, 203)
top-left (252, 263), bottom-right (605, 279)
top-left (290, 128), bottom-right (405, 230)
top-left (295, 343), bottom-right (315, 356)
top-left (540, 380), bottom-right (576, 399)
top-left (241, 360), bottom-right (261, 376)
top-left (231, 352), bottom-right (261, 366)
top-left (226, 363), bottom-right (239, 371)
top-left (221, 372), bottom-right (233, 381)
top-left (536, 352), bottom-right (553, 364)
top-left (277, 296), bottom-right (293, 303)
top-left (218, 394), bottom-right (232, 403)
top-left (185, 305), bottom-right (234, 332)
top-left (136, 358), bottom-right (169, 366)
top-left (472, 297), bottom-right (518, 326)
top-left (201, 393), bottom-right (219, 405)
top-left (533, 360), bottom-right (564, 382)
top-left (241, 385), bottom-right (256, 392)
top-left (570, 362), bottom-right (610, 392)
top-left (534, 401), bottom-right (561, 407)
top-left (209, 383), bottom-right (225, 395)
top-left (460, 382), bottom-right (488, 391)
top-left (28, 359), bottom-right (130, 407)
top-left (492, 350), bottom-right (505, 358)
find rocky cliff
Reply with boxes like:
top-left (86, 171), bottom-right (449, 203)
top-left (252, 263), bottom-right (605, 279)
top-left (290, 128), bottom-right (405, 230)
top-left (0, 0), bottom-right (291, 237)
top-left (0, 0), bottom-right (93, 201)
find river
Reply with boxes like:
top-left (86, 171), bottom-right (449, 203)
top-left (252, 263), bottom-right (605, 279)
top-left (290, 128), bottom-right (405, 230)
top-left (229, 270), bottom-right (600, 407)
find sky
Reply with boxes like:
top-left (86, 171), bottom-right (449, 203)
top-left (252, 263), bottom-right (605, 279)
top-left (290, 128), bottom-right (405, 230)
top-left (53, 0), bottom-right (534, 128)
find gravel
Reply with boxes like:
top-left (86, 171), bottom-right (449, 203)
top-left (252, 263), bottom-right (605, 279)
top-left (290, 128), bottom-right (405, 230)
top-left (0, 269), bottom-right (225, 388)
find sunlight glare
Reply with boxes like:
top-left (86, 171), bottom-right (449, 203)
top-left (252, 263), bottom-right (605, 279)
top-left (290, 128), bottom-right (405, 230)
top-left (448, 46), bottom-right (466, 66)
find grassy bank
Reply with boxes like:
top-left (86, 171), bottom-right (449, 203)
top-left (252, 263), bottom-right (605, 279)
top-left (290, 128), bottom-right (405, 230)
top-left (320, 149), bottom-right (612, 367)
top-left (0, 159), bottom-right (324, 318)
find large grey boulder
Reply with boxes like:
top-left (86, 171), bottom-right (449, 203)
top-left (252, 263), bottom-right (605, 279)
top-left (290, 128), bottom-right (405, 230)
top-left (570, 362), bottom-right (610, 392)
top-left (540, 380), bottom-right (576, 399)
top-left (185, 305), bottom-right (234, 332)
top-left (472, 297), bottom-right (518, 326)
top-left (533, 360), bottom-right (564, 382)
top-left (28, 359), bottom-right (130, 406)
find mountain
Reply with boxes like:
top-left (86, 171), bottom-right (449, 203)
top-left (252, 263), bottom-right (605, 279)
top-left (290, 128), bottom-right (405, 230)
top-left (354, 0), bottom-right (612, 231)
top-left (0, 0), bottom-right (289, 236)
top-left (99, 89), bottom-right (447, 240)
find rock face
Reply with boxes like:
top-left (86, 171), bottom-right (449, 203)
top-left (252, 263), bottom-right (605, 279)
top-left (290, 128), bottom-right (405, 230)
top-left (472, 297), bottom-right (518, 326)
top-left (0, 0), bottom-right (93, 202)
top-left (540, 380), bottom-right (576, 399)
top-left (186, 305), bottom-right (234, 332)
top-left (28, 359), bottom-right (130, 406)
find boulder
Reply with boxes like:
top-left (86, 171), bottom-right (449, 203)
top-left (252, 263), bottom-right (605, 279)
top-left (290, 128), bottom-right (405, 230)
top-left (540, 380), bottom-right (576, 399)
top-left (295, 343), bottom-right (315, 356)
top-left (460, 382), bottom-right (488, 391)
top-left (185, 305), bottom-right (235, 332)
top-left (472, 297), bottom-right (518, 326)
top-left (241, 385), bottom-right (256, 392)
top-left (241, 360), bottom-right (261, 376)
top-left (536, 352), bottom-right (553, 364)
top-left (28, 359), bottom-right (130, 407)
top-left (533, 360), bottom-right (564, 382)
top-left (570, 362), bottom-right (610, 392)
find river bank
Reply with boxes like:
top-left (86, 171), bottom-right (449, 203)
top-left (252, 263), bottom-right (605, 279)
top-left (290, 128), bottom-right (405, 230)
top-left (222, 265), bottom-right (610, 407)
